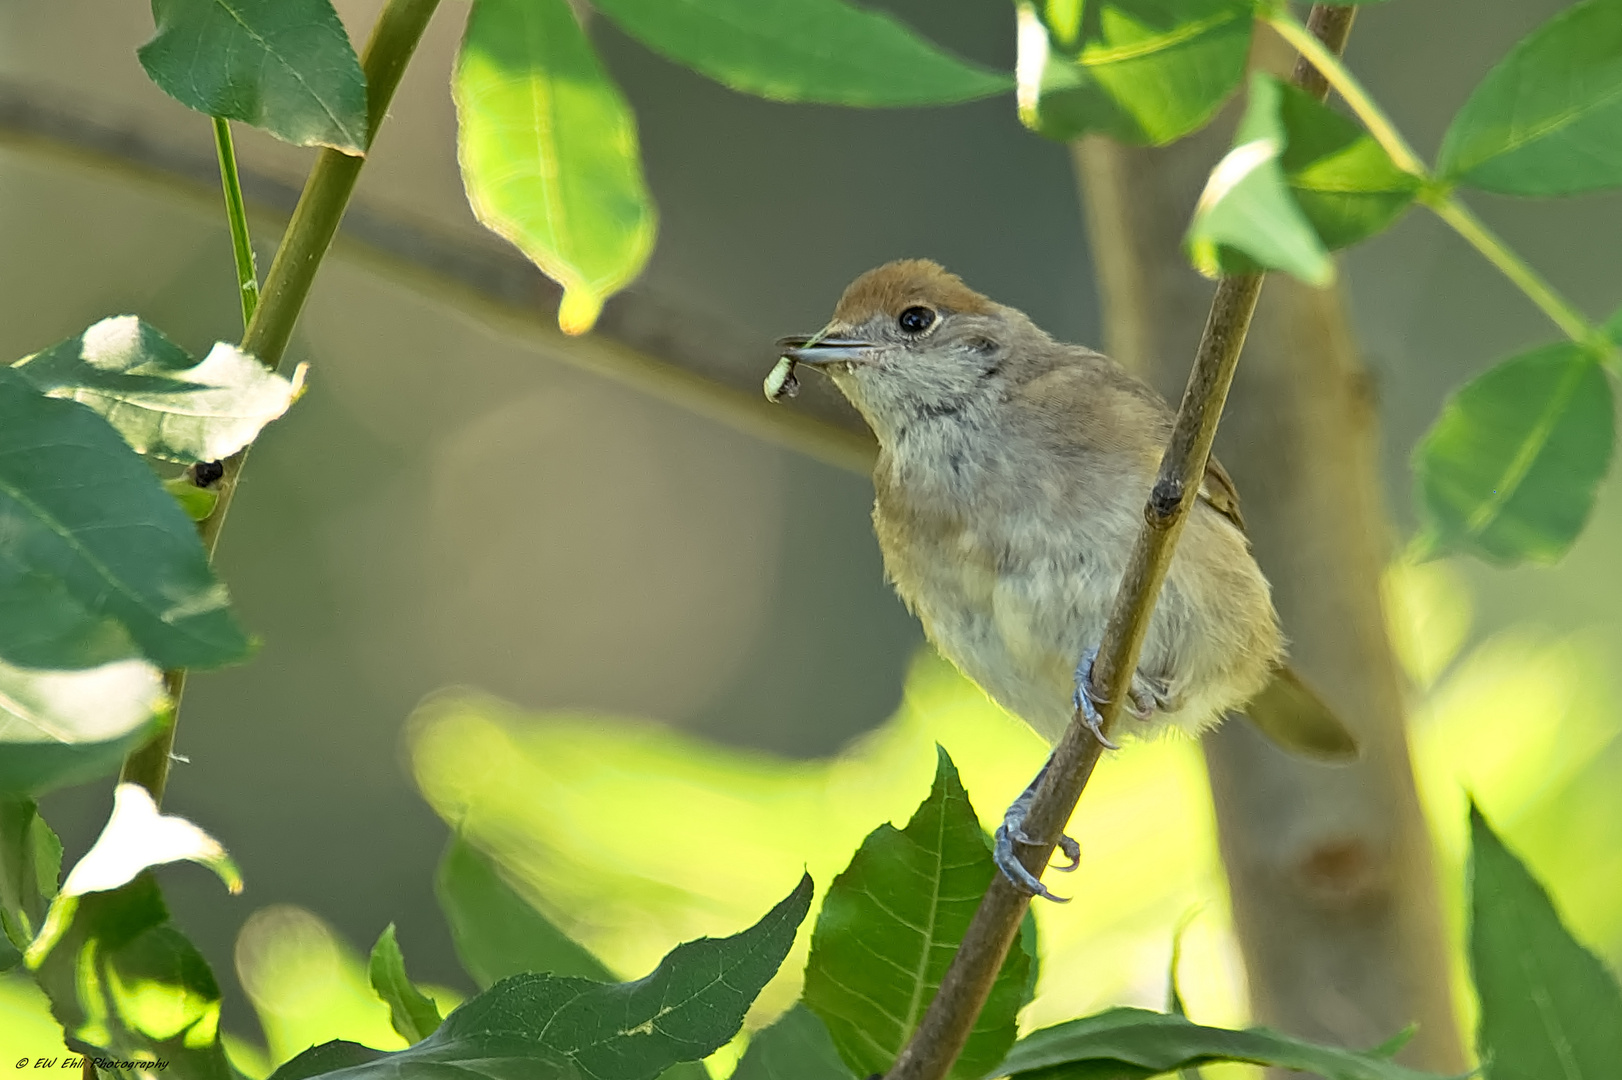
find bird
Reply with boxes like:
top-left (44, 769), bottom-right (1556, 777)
top-left (770, 259), bottom-right (1355, 900)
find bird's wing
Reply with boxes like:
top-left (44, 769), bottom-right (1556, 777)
top-left (1199, 456), bottom-right (1246, 534)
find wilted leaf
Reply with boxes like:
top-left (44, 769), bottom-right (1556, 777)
top-left (803, 747), bottom-right (1033, 1080)
top-left (138, 0), bottom-right (369, 153)
top-left (1438, 0), bottom-right (1622, 196)
top-left (1413, 343), bottom-right (1614, 564)
top-left (368, 924), bottom-right (442, 1044)
top-left (455, 0), bottom-right (656, 335)
top-left (0, 658), bottom-right (166, 798)
top-left (731, 1004), bottom-right (854, 1080)
top-left (13, 316), bottom-right (301, 464)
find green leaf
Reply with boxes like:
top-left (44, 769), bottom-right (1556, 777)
top-left (436, 834), bottom-right (611, 987)
top-left (13, 316), bottom-right (302, 464)
top-left (0, 659), bottom-right (166, 798)
top-left (732, 1004), bottom-right (854, 1080)
top-left (803, 747), bottom-right (1033, 1080)
top-left (368, 924), bottom-right (443, 1045)
top-left (164, 475), bottom-right (220, 522)
top-left (267, 1042), bottom-right (385, 1080)
top-left (1470, 803), bottom-right (1622, 1078)
top-left (1274, 79), bottom-right (1420, 250)
top-left (0, 800), bottom-right (61, 971)
top-left (1413, 343), bottom-right (1614, 564)
top-left (138, 0), bottom-right (369, 154)
top-left (1438, 0), bottom-right (1622, 196)
top-left (1185, 74), bottom-right (1334, 285)
top-left (1015, 0), bottom-right (1253, 145)
top-left (272, 874), bottom-right (814, 1080)
top-left (455, 0), bottom-right (656, 336)
top-left (997, 1007), bottom-right (1448, 1080)
top-left (0, 367), bottom-right (251, 670)
top-left (591, 0), bottom-right (1009, 106)
top-left (30, 874), bottom-right (234, 1080)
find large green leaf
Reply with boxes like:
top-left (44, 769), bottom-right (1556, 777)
top-left (0, 658), bottom-right (166, 798)
top-left (272, 874), bottom-right (814, 1080)
top-left (1016, 0), bottom-right (1252, 145)
top-left (1274, 78), bottom-right (1420, 250)
top-left (368, 925), bottom-right (443, 1045)
top-left (13, 316), bottom-right (301, 464)
top-left (0, 367), bottom-right (250, 670)
top-left (0, 800), bottom-right (61, 972)
top-left (731, 1004), bottom-right (854, 1080)
top-left (591, 0), bottom-right (1008, 106)
top-left (802, 747), bottom-right (1033, 1080)
top-left (455, 0), bottom-right (656, 336)
top-left (30, 874), bottom-right (233, 1080)
top-left (1438, 0), bottom-right (1622, 196)
top-left (1185, 74), bottom-right (1333, 285)
top-left (1413, 343), bottom-right (1614, 564)
top-left (1470, 804), bottom-right (1622, 1079)
top-left (138, 0), bottom-right (369, 153)
top-left (997, 1008), bottom-right (1447, 1080)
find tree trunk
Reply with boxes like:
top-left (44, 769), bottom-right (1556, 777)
top-left (1072, 128), bottom-right (1467, 1071)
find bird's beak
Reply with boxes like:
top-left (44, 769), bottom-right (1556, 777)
top-left (775, 334), bottom-right (875, 367)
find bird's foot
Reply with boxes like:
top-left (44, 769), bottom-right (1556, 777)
top-left (1072, 647), bottom-right (1119, 750)
top-left (1127, 673), bottom-right (1172, 721)
top-left (992, 753), bottom-right (1081, 903)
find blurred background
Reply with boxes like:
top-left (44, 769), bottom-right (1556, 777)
top-left (2, 0), bottom-right (1620, 1065)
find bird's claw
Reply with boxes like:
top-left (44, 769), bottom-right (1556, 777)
top-left (992, 754), bottom-right (1081, 903)
top-left (1072, 647), bottom-right (1120, 750)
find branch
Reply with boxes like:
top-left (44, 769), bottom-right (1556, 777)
top-left (882, 9), bottom-right (1359, 1080)
top-left (118, 0), bottom-right (445, 802)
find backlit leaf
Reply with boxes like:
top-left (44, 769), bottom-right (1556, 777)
top-left (0, 659), bottom-right (166, 798)
top-left (368, 924), bottom-right (443, 1045)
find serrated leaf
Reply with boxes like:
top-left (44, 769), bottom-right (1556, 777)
top-left (0, 368), bottom-right (252, 670)
top-left (997, 1007), bottom-right (1448, 1080)
top-left (455, 0), bottom-right (656, 336)
top-left (368, 924), bottom-right (443, 1044)
top-left (271, 874), bottom-right (813, 1080)
top-left (30, 873), bottom-right (234, 1080)
top-left (1016, 0), bottom-right (1252, 146)
top-left (1274, 78), bottom-right (1420, 250)
top-left (0, 658), bottom-right (166, 798)
top-left (1438, 0), bottom-right (1622, 196)
top-left (591, 0), bottom-right (1008, 106)
top-left (13, 316), bottom-right (301, 464)
top-left (0, 800), bottom-right (61, 971)
top-left (436, 834), bottom-right (611, 987)
top-left (1414, 343), bottom-right (1614, 564)
top-left (803, 747), bottom-right (1032, 1080)
top-left (732, 1004), bottom-right (854, 1080)
top-left (1470, 804), bottom-right (1622, 1079)
top-left (138, 0), bottom-right (369, 153)
top-left (1185, 74), bottom-right (1333, 285)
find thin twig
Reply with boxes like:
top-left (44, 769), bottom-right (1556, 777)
top-left (881, 10), bottom-right (1358, 1080)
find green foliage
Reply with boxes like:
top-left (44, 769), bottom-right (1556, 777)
top-left (12, 316), bottom-right (301, 464)
top-left (0, 800), bottom-right (60, 972)
top-left (732, 1004), bottom-right (854, 1080)
top-left (1438, 0), bottom-right (1622, 197)
top-left (591, 0), bottom-right (1009, 106)
top-left (1469, 805), bottom-right (1622, 1078)
top-left (1185, 75), bottom-right (1332, 285)
top-left (1015, 0), bottom-right (1252, 145)
top-left (138, 0), bottom-right (368, 153)
top-left (803, 747), bottom-right (1034, 1080)
top-left (1413, 343), bottom-right (1614, 564)
top-left (273, 874), bottom-right (814, 1080)
top-left (455, 0), bottom-right (656, 336)
top-left (0, 660), bottom-right (165, 798)
top-left (367, 924), bottom-right (443, 1044)
top-left (996, 1007), bottom-right (1445, 1080)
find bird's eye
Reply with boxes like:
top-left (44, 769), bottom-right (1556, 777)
top-left (897, 306), bottom-right (936, 334)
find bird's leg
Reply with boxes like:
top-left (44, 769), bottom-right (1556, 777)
top-left (992, 752), bottom-right (1082, 903)
top-left (1072, 646), bottom-right (1120, 749)
top-left (1127, 672), bottom-right (1172, 721)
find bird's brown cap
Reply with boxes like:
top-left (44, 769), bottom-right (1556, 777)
top-left (832, 259), bottom-right (997, 325)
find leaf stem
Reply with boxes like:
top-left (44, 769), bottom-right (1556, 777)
top-left (213, 116), bottom-right (259, 330)
top-left (119, 0), bottom-right (445, 803)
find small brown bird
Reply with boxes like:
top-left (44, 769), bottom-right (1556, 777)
top-left (772, 259), bottom-right (1354, 899)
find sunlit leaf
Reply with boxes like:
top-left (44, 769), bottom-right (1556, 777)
top-left (164, 476), bottom-right (220, 522)
top-left (1470, 804), bottom-right (1622, 1078)
top-left (367, 925), bottom-right (442, 1045)
top-left (0, 800), bottom-right (61, 971)
top-left (455, 0), bottom-right (655, 335)
top-left (997, 1007), bottom-right (1447, 1080)
top-left (138, 0), bottom-right (369, 153)
top-left (272, 875), bottom-right (814, 1080)
top-left (591, 0), bottom-right (1008, 106)
top-left (0, 659), bottom-right (165, 798)
top-left (732, 1004), bottom-right (853, 1080)
top-left (1186, 75), bottom-right (1333, 285)
top-left (13, 316), bottom-right (302, 464)
top-left (1438, 0), bottom-right (1622, 195)
top-left (1016, 0), bottom-right (1252, 145)
top-left (0, 368), bottom-right (251, 670)
top-left (61, 783), bottom-right (240, 899)
top-left (1413, 343), bottom-right (1614, 564)
top-left (803, 747), bottom-right (1033, 1080)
